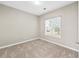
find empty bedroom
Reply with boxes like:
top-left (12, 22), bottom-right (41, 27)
top-left (0, 0), bottom-right (79, 58)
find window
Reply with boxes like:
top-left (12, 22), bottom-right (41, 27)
top-left (45, 16), bottom-right (61, 38)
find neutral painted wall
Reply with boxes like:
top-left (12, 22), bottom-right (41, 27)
top-left (0, 4), bottom-right (38, 47)
top-left (78, 2), bottom-right (79, 42)
top-left (77, 1), bottom-right (79, 57)
top-left (39, 2), bottom-right (78, 51)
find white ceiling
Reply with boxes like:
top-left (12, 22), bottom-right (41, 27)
top-left (0, 1), bottom-right (75, 16)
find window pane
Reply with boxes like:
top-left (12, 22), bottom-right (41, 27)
top-left (45, 17), bottom-right (61, 38)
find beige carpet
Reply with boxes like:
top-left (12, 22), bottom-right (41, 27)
top-left (0, 39), bottom-right (78, 58)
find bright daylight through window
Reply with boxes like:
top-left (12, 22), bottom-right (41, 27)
top-left (45, 16), bottom-right (61, 38)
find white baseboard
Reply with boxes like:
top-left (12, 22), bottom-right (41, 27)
top-left (0, 37), bottom-right (38, 50)
top-left (40, 38), bottom-right (79, 52)
top-left (0, 36), bottom-right (79, 53)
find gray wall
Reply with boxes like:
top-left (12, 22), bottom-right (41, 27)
top-left (39, 2), bottom-right (78, 51)
top-left (0, 4), bottom-right (38, 47)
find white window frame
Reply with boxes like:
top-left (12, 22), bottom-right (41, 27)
top-left (44, 16), bottom-right (62, 39)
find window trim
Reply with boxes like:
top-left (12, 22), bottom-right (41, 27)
top-left (44, 16), bottom-right (62, 39)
